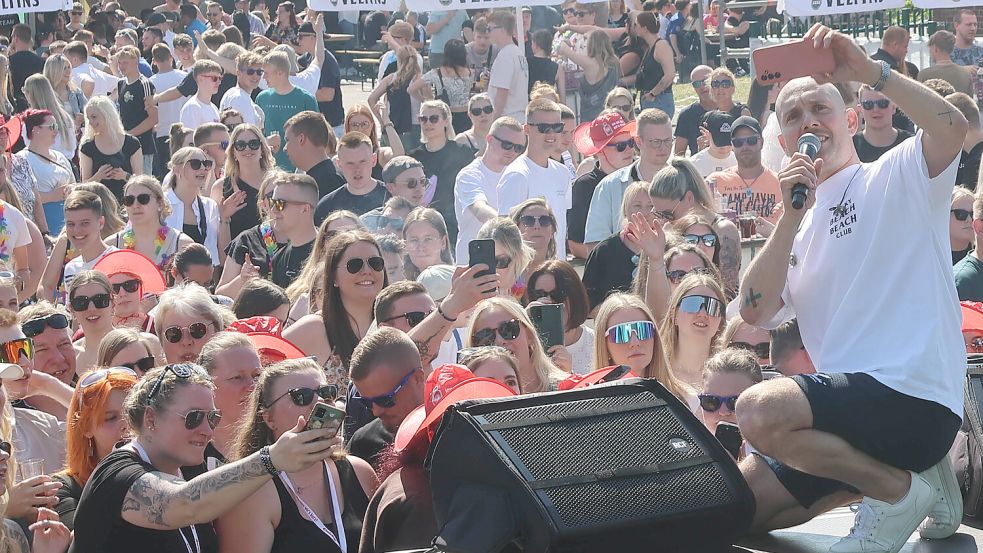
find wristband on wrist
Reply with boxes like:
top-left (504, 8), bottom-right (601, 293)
top-left (259, 445), bottom-right (278, 476)
top-left (871, 60), bottom-right (891, 92)
top-left (437, 301), bottom-right (457, 322)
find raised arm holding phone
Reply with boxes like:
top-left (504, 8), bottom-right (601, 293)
top-left (735, 24), bottom-right (968, 553)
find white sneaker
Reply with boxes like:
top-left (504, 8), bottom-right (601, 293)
top-left (829, 472), bottom-right (938, 553)
top-left (918, 455), bottom-right (963, 539)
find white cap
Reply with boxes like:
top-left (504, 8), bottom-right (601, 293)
top-left (417, 264), bottom-right (455, 302)
top-left (0, 364), bottom-right (24, 380)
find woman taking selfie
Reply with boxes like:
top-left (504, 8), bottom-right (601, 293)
top-left (525, 260), bottom-right (594, 372)
top-left (402, 207), bottom-right (453, 281)
top-left (475, 217), bottom-right (535, 300)
top-left (79, 96), bottom-right (142, 202)
top-left (107, 176), bottom-right (194, 271)
top-left (218, 358), bottom-right (378, 553)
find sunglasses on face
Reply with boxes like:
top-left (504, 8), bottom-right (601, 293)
top-left (359, 368), bottom-right (420, 409)
top-left (605, 138), bottom-right (637, 152)
top-left (112, 278), bottom-right (141, 294)
top-left (531, 122), bottom-right (565, 134)
top-left (345, 256), bottom-right (385, 274)
top-left (270, 198), bottom-right (309, 211)
top-left (393, 178), bottom-right (428, 189)
top-left (201, 75), bottom-right (222, 83)
top-left (605, 320), bottom-right (655, 344)
top-left (71, 293), bottom-right (111, 312)
top-left (172, 408), bottom-right (222, 430)
top-left (472, 319), bottom-right (522, 347)
top-left (678, 295), bottom-right (723, 317)
top-left (264, 384), bottom-right (338, 409)
top-left (123, 193), bottom-right (152, 206)
top-left (519, 215), bottom-right (552, 227)
top-left (0, 338), bottom-right (33, 365)
top-left (731, 135), bottom-right (760, 148)
top-left (418, 114), bottom-right (443, 124)
top-left (199, 140), bottom-right (230, 151)
top-left (163, 322), bottom-right (213, 344)
top-left (120, 356), bottom-right (156, 374)
top-left (692, 79), bottom-right (706, 89)
top-left (666, 267), bottom-right (710, 285)
top-left (731, 341), bottom-right (770, 359)
top-left (495, 256), bottom-right (512, 269)
top-left (380, 310), bottom-right (431, 328)
top-left (22, 313), bottom-right (70, 338)
top-left (72, 10), bottom-right (82, 15)
top-left (364, 214), bottom-right (404, 231)
top-left (698, 393), bottom-right (738, 413)
top-left (234, 139), bottom-right (262, 151)
top-left (562, 7), bottom-right (576, 14)
top-left (470, 105), bottom-right (494, 116)
top-left (860, 99), bottom-right (891, 110)
top-left (710, 79), bottom-right (733, 89)
top-left (574, 10), bottom-right (588, 17)
top-left (493, 135), bottom-right (526, 153)
top-left (952, 208), bottom-right (972, 222)
top-left (529, 288), bottom-right (567, 303)
top-left (651, 199), bottom-right (682, 221)
top-left (683, 233), bottom-right (718, 248)
top-left (37, 122), bottom-right (59, 132)
top-left (610, 103), bottom-right (632, 112)
top-left (185, 159), bottom-right (214, 170)
top-left (148, 363), bottom-right (199, 400)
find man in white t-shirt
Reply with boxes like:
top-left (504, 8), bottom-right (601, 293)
top-left (180, 60), bottom-right (222, 130)
top-left (688, 110), bottom-right (737, 177)
top-left (487, 11), bottom-right (529, 123)
top-left (149, 43), bottom-right (187, 174)
top-left (61, 190), bottom-right (117, 292)
top-left (65, 40), bottom-right (119, 100)
top-left (220, 51), bottom-right (266, 128)
top-left (736, 25), bottom-right (969, 552)
top-left (455, 116), bottom-right (526, 260)
top-left (497, 99), bottom-right (571, 259)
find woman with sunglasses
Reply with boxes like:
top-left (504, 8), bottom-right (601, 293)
top-left (71, 361), bottom-right (342, 553)
top-left (155, 283), bottom-right (234, 364)
top-left (52, 366), bottom-right (138, 531)
top-left (164, 147), bottom-right (235, 269)
top-left (343, 104), bottom-right (404, 182)
top-left (97, 327), bottom-right (161, 375)
top-left (197, 332), bottom-right (262, 459)
top-left (68, 271), bottom-right (116, 374)
top-left (79, 96), bottom-right (143, 203)
top-left (219, 358), bottom-right (378, 553)
top-left (699, 348), bottom-right (762, 454)
top-left (707, 67), bottom-right (752, 120)
top-left (402, 207), bottom-right (454, 281)
top-left (19, 108), bottom-right (66, 236)
top-left (951, 186), bottom-right (974, 265)
top-left (233, 279), bottom-right (291, 324)
top-left (719, 315), bottom-right (772, 367)
top-left (605, 87), bottom-right (636, 122)
top-left (216, 123), bottom-right (275, 244)
top-left (283, 231), bottom-right (389, 396)
top-left (662, 272), bottom-right (726, 391)
top-left (524, 260), bottom-right (595, 372)
top-left (455, 93), bottom-right (495, 155)
top-left (649, 158), bottom-right (742, 297)
top-left (475, 217), bottom-right (534, 300)
top-left (593, 292), bottom-right (694, 406)
top-left (671, 213), bottom-right (721, 267)
top-left (105, 270), bottom-right (156, 332)
top-left (107, 176), bottom-right (194, 272)
top-left (510, 199), bottom-right (558, 284)
top-left (409, 100), bottom-right (476, 246)
top-left (466, 297), bottom-right (569, 393)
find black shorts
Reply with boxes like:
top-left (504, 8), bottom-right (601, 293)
top-left (758, 372), bottom-right (961, 508)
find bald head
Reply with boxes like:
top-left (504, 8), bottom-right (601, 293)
top-left (691, 64), bottom-right (712, 80)
top-left (774, 77), bottom-right (845, 124)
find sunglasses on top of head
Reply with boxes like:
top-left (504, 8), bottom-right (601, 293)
top-left (22, 313), bottom-right (70, 338)
top-left (678, 295), bottom-right (723, 317)
top-left (952, 208), bottom-right (972, 222)
top-left (185, 159), bottom-right (214, 170)
top-left (345, 257), bottom-right (385, 274)
top-left (264, 384), bottom-right (338, 409)
top-left (472, 319), bottom-right (522, 347)
top-left (123, 193), bottom-right (152, 206)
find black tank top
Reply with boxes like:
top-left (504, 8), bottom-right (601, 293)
top-left (635, 38), bottom-right (666, 93)
top-left (385, 64), bottom-right (412, 135)
top-left (222, 176), bottom-right (260, 241)
top-left (270, 458), bottom-right (369, 553)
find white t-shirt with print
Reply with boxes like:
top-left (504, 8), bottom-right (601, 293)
top-left (497, 156), bottom-right (572, 259)
top-left (179, 96), bottom-right (220, 130)
top-left (454, 158), bottom-right (502, 261)
top-left (0, 202), bottom-right (31, 273)
top-left (689, 148), bottom-right (737, 178)
top-left (488, 43), bottom-right (529, 123)
top-left (763, 132), bottom-right (964, 417)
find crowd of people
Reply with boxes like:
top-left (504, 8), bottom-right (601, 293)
top-left (0, 0), bottom-right (975, 552)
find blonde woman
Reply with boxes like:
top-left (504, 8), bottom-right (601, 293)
top-left (662, 272), bottom-right (727, 391)
top-left (0, 55), bottom-right (13, 118)
top-left (43, 53), bottom-right (86, 130)
top-left (106, 175), bottom-right (194, 270)
top-left (476, 217), bottom-right (535, 300)
top-left (466, 297), bottom-right (570, 392)
top-left (455, 93), bottom-right (494, 155)
top-left (96, 326), bottom-right (162, 374)
top-left (558, 29), bottom-right (622, 122)
top-left (209, 123), bottom-right (275, 243)
top-left (164, 147), bottom-right (237, 268)
top-left (510, 198), bottom-right (558, 283)
top-left (368, 45), bottom-right (422, 136)
top-left (402, 207), bottom-right (453, 281)
top-left (79, 96), bottom-right (143, 202)
top-left (605, 86), bottom-right (635, 121)
top-left (719, 315), bottom-right (772, 367)
top-left (22, 75), bottom-right (78, 162)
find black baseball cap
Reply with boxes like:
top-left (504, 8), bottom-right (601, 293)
top-left (731, 115), bottom-right (761, 136)
top-left (146, 12), bottom-right (166, 26)
top-left (701, 111), bottom-right (735, 148)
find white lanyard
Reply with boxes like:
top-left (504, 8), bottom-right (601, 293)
top-left (130, 441), bottom-right (202, 553)
top-left (278, 461), bottom-right (347, 553)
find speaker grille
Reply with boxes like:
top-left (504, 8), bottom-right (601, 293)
top-left (542, 462), bottom-right (733, 528)
top-left (489, 394), bottom-right (705, 481)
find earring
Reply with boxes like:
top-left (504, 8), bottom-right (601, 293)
top-left (88, 438), bottom-right (95, 458)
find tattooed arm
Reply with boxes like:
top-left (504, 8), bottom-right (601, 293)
top-left (715, 219), bottom-right (742, 300)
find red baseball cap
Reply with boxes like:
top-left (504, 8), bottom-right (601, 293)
top-left (93, 250), bottom-right (167, 295)
top-left (226, 316), bottom-right (283, 336)
top-left (962, 301), bottom-right (983, 334)
top-left (0, 116), bottom-right (21, 152)
top-left (558, 365), bottom-right (638, 390)
top-left (394, 364), bottom-right (514, 456)
top-left (573, 112), bottom-right (637, 157)
top-left (246, 332), bottom-right (306, 365)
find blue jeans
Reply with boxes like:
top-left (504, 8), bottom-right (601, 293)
top-left (640, 90), bottom-right (675, 119)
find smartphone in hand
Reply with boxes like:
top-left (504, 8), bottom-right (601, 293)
top-left (751, 39), bottom-right (836, 85)
top-left (528, 303), bottom-right (564, 350)
top-left (715, 422), bottom-right (743, 461)
top-left (305, 402), bottom-right (346, 439)
top-left (469, 239), bottom-right (496, 278)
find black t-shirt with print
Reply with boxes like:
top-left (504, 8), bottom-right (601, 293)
top-left (118, 76), bottom-right (157, 155)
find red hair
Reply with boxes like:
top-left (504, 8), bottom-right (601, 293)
top-left (21, 108), bottom-right (53, 138)
top-left (64, 370), bottom-right (137, 485)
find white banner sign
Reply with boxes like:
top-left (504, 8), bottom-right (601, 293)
top-left (405, 0), bottom-right (558, 12)
top-left (309, 0), bottom-right (401, 12)
top-left (779, 0), bottom-right (906, 17)
top-left (913, 0), bottom-right (980, 8)
top-left (0, 0), bottom-right (70, 16)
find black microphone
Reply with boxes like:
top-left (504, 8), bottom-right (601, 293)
top-left (792, 133), bottom-right (822, 210)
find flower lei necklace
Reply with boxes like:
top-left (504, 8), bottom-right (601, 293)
top-left (122, 225), bottom-right (169, 261)
top-left (0, 202), bottom-right (9, 264)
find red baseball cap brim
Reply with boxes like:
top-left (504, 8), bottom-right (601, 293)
top-left (0, 116), bottom-right (21, 152)
top-left (558, 365), bottom-right (639, 390)
top-left (246, 332), bottom-right (306, 364)
top-left (93, 250), bottom-right (167, 295)
top-left (962, 301), bottom-right (983, 334)
top-left (573, 120), bottom-right (636, 157)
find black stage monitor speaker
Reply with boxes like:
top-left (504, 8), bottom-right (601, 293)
top-left (426, 378), bottom-right (755, 553)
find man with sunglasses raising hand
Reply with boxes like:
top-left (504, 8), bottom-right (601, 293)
top-left (497, 99), bottom-right (573, 259)
top-left (707, 116), bottom-right (782, 226)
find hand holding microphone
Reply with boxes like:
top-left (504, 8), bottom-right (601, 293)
top-left (791, 133), bottom-right (822, 210)
top-left (778, 133), bottom-right (824, 217)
